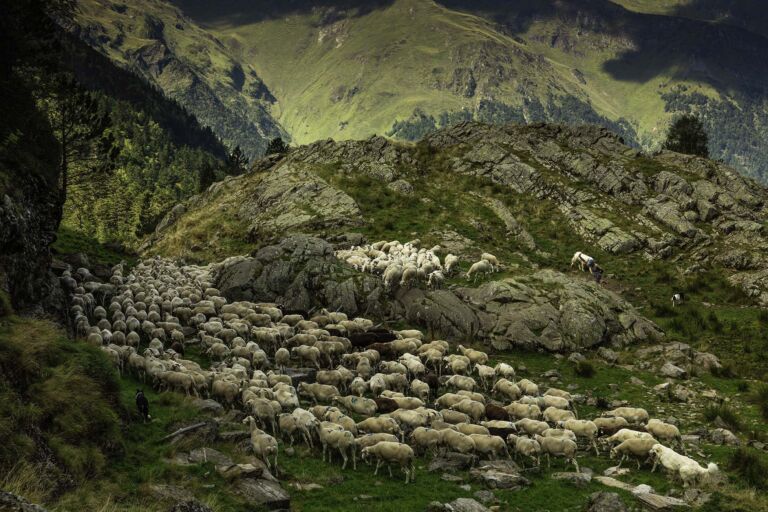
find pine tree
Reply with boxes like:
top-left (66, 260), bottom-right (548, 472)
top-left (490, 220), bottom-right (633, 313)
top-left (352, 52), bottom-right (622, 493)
top-left (41, 75), bottom-right (119, 205)
top-left (664, 114), bottom-right (709, 158)
top-left (265, 137), bottom-right (288, 156)
top-left (226, 145), bottom-right (249, 175)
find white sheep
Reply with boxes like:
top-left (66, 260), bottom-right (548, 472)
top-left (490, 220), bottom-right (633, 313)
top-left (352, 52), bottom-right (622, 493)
top-left (610, 438), bottom-right (656, 469)
top-left (535, 435), bottom-right (579, 472)
top-left (481, 252), bottom-right (500, 271)
top-left (361, 441), bottom-right (416, 483)
top-left (507, 434), bottom-right (541, 467)
top-left (466, 260), bottom-right (493, 282)
top-left (243, 416), bottom-right (279, 472)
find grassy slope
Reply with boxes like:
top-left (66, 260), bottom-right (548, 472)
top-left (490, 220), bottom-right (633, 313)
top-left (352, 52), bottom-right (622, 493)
top-left (13, 327), bottom-right (766, 512)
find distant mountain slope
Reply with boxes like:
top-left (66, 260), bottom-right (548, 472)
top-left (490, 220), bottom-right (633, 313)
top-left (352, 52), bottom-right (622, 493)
top-left (76, 0), bottom-right (768, 181)
top-left (70, 0), bottom-right (285, 159)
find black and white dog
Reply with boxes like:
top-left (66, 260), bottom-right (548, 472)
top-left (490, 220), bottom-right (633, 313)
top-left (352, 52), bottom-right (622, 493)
top-left (671, 293), bottom-right (684, 307)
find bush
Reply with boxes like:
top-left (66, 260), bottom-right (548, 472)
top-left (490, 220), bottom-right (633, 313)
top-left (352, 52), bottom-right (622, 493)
top-left (752, 384), bottom-right (768, 420)
top-left (703, 403), bottom-right (743, 431)
top-left (711, 362), bottom-right (737, 379)
top-left (574, 360), bottom-right (595, 378)
top-left (728, 447), bottom-right (768, 490)
top-left (737, 381), bottom-right (750, 393)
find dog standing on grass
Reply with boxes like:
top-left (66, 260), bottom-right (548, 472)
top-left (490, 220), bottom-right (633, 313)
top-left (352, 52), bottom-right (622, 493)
top-left (671, 293), bottom-right (683, 307)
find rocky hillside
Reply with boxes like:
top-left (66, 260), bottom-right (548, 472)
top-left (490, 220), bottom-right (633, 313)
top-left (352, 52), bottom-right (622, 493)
top-left (72, 0), bottom-right (768, 180)
top-left (143, 122), bottom-right (768, 371)
top-left (69, 0), bottom-right (285, 158)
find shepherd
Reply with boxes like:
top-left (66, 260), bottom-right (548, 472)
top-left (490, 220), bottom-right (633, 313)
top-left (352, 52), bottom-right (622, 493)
top-left (136, 389), bottom-right (150, 423)
top-left (571, 251), bottom-right (596, 272)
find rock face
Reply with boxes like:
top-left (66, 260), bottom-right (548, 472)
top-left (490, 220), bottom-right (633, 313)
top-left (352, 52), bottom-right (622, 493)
top-left (213, 235), bottom-right (661, 351)
top-left (0, 113), bottom-right (62, 314)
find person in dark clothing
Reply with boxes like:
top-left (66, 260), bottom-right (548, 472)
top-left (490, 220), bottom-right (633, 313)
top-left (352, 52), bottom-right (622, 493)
top-left (135, 389), bottom-right (150, 423)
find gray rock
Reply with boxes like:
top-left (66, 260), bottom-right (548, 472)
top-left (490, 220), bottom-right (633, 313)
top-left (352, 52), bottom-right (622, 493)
top-left (693, 352), bottom-right (722, 372)
top-left (188, 447), bottom-right (233, 466)
top-left (469, 461), bottom-right (529, 490)
top-left (709, 428), bottom-right (740, 446)
top-left (568, 352), bottom-right (586, 363)
top-left (473, 490), bottom-right (496, 504)
top-left (597, 347), bottom-right (618, 363)
top-left (444, 498), bottom-right (490, 512)
top-left (168, 501), bottom-right (214, 512)
top-left (425, 501), bottom-right (448, 512)
top-left (429, 452), bottom-right (477, 472)
top-left (586, 492), bottom-right (627, 512)
top-left (387, 179), bottom-right (414, 195)
top-left (0, 492), bottom-right (49, 512)
top-left (660, 362), bottom-right (688, 379)
top-left (191, 398), bottom-right (224, 415)
top-left (551, 471), bottom-right (592, 487)
top-left (234, 479), bottom-right (290, 510)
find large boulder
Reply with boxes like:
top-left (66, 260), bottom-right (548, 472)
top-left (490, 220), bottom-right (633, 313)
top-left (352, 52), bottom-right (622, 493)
top-left (586, 492), bottom-right (627, 512)
top-left (213, 237), bottom-right (662, 352)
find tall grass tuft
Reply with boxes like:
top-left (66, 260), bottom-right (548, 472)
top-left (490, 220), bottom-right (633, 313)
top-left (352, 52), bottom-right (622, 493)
top-left (703, 403), bottom-right (743, 431)
top-left (728, 447), bottom-right (768, 490)
top-left (752, 384), bottom-right (768, 420)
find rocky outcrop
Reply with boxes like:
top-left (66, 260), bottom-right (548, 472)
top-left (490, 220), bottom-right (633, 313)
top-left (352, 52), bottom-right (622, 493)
top-left (0, 108), bottom-right (62, 314)
top-left (148, 122), bottom-right (768, 305)
top-left (213, 235), bottom-right (661, 352)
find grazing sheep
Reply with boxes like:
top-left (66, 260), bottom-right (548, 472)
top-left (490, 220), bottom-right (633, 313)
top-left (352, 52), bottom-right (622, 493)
top-left (410, 427), bottom-right (443, 456)
top-left (480, 253), bottom-right (500, 271)
top-left (350, 377), bottom-right (368, 397)
top-left (610, 438), bottom-right (656, 469)
top-left (466, 260), bottom-right (493, 282)
top-left (318, 425), bottom-right (357, 470)
top-left (493, 379), bottom-right (522, 401)
top-left (361, 441), bottom-right (416, 483)
top-left (507, 434), bottom-right (541, 467)
top-left (593, 416), bottom-right (629, 436)
top-left (333, 395), bottom-right (377, 417)
top-left (605, 429), bottom-right (656, 448)
top-left (410, 379), bottom-right (430, 402)
top-left (535, 435), bottom-right (579, 472)
top-left (444, 254), bottom-right (459, 274)
top-left (450, 398), bottom-right (485, 422)
top-left (441, 429), bottom-right (476, 455)
top-left (274, 347), bottom-right (290, 372)
top-left (469, 434), bottom-right (509, 460)
top-left (243, 416), bottom-right (279, 472)
top-left (646, 419), bottom-right (683, 451)
top-left (514, 418), bottom-right (549, 436)
top-left (604, 407), bottom-right (649, 425)
top-left (558, 419), bottom-right (599, 455)
top-left (357, 417), bottom-right (401, 437)
top-left (516, 378), bottom-right (539, 397)
top-left (446, 375), bottom-right (477, 392)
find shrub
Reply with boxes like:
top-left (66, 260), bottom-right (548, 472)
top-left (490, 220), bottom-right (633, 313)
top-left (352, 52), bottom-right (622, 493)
top-left (736, 381), bottom-right (750, 393)
top-left (703, 403), bottom-right (743, 431)
top-left (728, 447), bottom-right (768, 490)
top-left (711, 362), bottom-right (737, 379)
top-left (751, 384), bottom-right (768, 420)
top-left (652, 301), bottom-right (676, 318)
top-left (574, 360), bottom-right (595, 378)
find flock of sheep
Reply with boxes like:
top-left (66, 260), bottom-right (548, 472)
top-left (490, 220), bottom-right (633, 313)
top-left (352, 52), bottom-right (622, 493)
top-left (59, 256), bottom-right (719, 489)
top-left (335, 240), bottom-right (500, 290)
